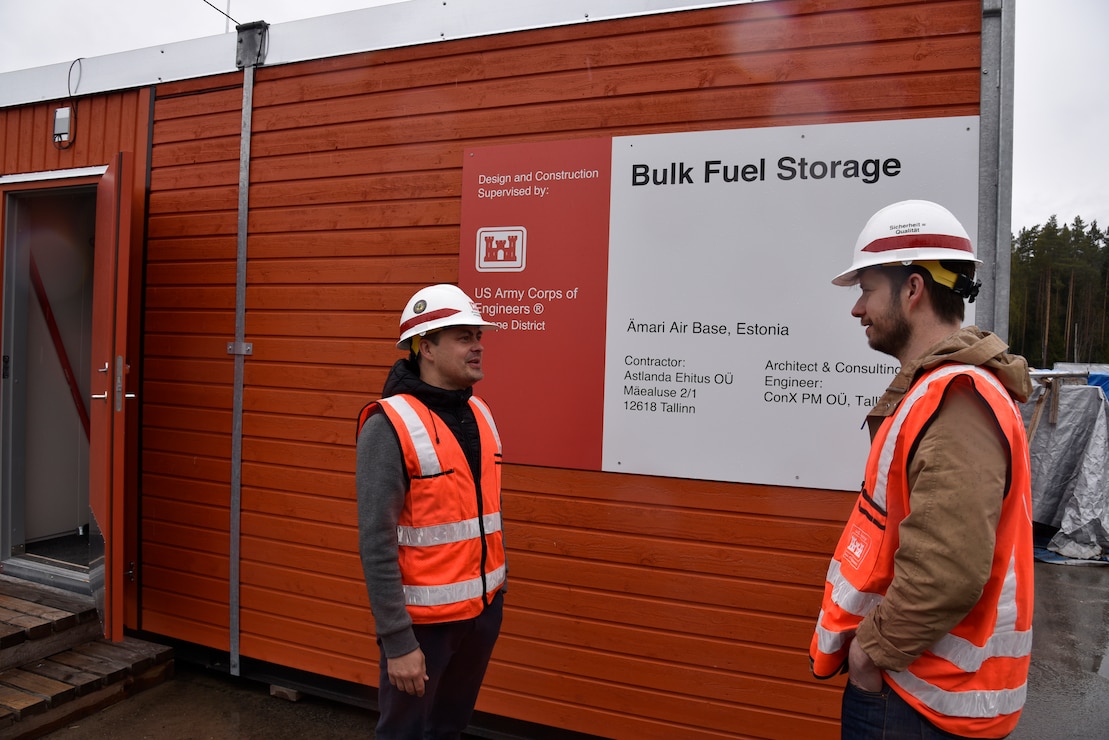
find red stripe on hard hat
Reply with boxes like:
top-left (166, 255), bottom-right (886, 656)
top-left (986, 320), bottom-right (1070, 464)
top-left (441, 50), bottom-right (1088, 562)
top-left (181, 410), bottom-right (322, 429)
top-left (862, 233), bottom-right (973, 254)
top-left (399, 307), bottom-right (461, 333)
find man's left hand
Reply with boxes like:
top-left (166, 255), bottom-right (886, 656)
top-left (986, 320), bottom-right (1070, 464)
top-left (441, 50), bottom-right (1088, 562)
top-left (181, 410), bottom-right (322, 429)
top-left (847, 638), bottom-right (883, 692)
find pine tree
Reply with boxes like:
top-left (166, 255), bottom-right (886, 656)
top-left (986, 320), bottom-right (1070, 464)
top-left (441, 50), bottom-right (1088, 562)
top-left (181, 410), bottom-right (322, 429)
top-left (1009, 216), bottom-right (1108, 366)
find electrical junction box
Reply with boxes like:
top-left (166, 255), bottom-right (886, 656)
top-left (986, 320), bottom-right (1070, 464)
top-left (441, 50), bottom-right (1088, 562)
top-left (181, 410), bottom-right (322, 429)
top-left (53, 107), bottom-right (71, 142)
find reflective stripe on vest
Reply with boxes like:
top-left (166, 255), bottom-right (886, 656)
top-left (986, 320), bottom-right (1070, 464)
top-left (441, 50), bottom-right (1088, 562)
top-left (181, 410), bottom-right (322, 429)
top-left (378, 396), bottom-right (442, 476)
top-left (812, 363), bottom-right (1033, 734)
top-left (814, 557), bottom-right (884, 656)
top-left (397, 512), bottom-right (503, 547)
top-left (469, 396), bottom-right (502, 454)
top-left (404, 563), bottom-right (507, 607)
top-left (888, 667), bottom-right (1027, 720)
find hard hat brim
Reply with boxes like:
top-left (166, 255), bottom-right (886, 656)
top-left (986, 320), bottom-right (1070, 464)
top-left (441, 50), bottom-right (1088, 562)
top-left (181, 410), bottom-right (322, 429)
top-left (396, 318), bottom-right (499, 350)
top-left (831, 248), bottom-right (981, 286)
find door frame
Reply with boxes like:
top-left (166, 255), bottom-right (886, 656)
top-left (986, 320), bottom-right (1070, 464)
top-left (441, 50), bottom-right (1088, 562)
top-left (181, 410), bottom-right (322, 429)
top-left (0, 157), bottom-right (136, 641)
top-left (1, 167), bottom-right (105, 574)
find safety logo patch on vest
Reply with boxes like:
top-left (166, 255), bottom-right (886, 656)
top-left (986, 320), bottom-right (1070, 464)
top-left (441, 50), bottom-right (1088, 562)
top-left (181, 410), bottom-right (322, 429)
top-left (844, 525), bottom-right (872, 570)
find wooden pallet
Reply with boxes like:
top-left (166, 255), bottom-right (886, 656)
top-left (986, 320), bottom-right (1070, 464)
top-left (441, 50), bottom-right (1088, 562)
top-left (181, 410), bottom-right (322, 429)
top-left (0, 576), bottom-right (100, 673)
top-left (0, 576), bottom-right (173, 739)
top-left (0, 637), bottom-right (175, 739)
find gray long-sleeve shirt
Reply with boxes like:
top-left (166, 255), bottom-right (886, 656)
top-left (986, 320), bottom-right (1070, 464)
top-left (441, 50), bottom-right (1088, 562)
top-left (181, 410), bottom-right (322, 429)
top-left (356, 412), bottom-right (419, 659)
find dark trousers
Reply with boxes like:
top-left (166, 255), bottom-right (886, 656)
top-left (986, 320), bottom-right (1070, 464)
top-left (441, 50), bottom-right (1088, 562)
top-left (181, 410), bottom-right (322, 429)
top-left (841, 680), bottom-right (991, 739)
top-left (376, 590), bottom-right (504, 740)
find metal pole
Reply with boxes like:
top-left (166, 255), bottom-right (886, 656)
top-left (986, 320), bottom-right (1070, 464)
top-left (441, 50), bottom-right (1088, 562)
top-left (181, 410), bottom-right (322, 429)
top-left (228, 19), bottom-right (267, 678)
top-left (979, 0), bottom-right (1016, 340)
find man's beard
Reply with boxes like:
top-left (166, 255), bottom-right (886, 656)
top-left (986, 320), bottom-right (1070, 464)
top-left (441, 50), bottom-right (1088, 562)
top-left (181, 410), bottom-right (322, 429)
top-left (869, 301), bottom-right (912, 359)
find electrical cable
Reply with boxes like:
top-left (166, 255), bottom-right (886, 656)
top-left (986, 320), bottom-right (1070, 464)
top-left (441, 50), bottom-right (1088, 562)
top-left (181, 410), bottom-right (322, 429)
top-left (53, 57), bottom-right (82, 150)
top-left (200, 0), bottom-right (240, 26)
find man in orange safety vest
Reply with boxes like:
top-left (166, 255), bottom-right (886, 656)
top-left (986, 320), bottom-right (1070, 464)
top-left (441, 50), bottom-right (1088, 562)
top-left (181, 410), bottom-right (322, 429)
top-left (811, 200), bottom-right (1035, 739)
top-left (356, 283), bottom-right (505, 739)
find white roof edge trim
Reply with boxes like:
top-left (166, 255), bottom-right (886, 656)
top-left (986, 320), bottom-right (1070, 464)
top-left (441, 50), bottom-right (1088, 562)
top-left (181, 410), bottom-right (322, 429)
top-left (0, 0), bottom-right (757, 109)
top-left (0, 166), bottom-right (109, 186)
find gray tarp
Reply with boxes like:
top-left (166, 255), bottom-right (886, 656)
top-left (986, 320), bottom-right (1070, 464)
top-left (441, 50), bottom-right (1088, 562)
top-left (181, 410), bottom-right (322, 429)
top-left (1020, 382), bottom-right (1109, 560)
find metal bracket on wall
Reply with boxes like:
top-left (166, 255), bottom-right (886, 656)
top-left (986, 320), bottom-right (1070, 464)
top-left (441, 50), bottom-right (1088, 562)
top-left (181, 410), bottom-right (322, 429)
top-left (226, 341), bottom-right (253, 356)
top-left (235, 21), bottom-right (270, 69)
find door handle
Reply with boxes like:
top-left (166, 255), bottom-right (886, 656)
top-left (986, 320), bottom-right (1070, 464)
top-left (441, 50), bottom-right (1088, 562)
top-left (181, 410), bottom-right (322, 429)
top-left (91, 392), bottom-right (108, 400)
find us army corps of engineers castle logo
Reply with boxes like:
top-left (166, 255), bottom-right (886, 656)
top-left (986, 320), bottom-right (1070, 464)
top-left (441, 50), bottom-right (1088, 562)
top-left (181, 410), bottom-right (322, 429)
top-left (476, 226), bottom-right (527, 272)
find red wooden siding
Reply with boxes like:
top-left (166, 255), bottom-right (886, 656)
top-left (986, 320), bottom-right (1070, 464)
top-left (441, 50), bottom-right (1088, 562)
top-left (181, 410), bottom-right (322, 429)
top-left (140, 0), bottom-right (981, 737)
top-left (142, 72), bottom-right (240, 649)
top-left (0, 91), bottom-right (148, 176)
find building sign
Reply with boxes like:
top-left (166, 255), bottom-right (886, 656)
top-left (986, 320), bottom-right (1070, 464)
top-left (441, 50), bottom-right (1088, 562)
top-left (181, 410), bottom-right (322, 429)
top-left (460, 117), bottom-right (979, 491)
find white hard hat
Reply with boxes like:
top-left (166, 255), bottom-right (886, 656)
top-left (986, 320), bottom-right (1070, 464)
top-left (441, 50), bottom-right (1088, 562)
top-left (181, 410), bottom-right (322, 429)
top-left (832, 199), bottom-right (980, 286)
top-left (396, 284), bottom-right (498, 350)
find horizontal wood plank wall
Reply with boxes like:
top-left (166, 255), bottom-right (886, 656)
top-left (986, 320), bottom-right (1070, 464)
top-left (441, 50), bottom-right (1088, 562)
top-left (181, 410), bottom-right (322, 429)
top-left (141, 0), bottom-right (980, 737)
top-left (142, 69), bottom-right (242, 650)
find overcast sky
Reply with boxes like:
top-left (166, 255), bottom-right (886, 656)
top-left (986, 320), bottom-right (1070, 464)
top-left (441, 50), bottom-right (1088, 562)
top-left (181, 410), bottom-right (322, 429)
top-left (0, 0), bottom-right (1104, 236)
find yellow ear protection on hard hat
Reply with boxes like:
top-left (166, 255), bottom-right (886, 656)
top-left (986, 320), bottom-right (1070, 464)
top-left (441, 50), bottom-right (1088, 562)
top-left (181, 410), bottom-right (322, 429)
top-left (916, 260), bottom-right (982, 303)
top-left (409, 328), bottom-right (442, 356)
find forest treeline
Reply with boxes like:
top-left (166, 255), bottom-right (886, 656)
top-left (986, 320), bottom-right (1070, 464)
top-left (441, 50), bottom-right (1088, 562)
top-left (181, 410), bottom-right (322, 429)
top-left (1008, 216), bottom-right (1108, 369)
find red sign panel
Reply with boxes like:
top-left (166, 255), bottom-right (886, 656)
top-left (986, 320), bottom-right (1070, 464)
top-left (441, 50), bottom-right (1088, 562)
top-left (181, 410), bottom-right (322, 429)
top-left (459, 138), bottom-right (612, 470)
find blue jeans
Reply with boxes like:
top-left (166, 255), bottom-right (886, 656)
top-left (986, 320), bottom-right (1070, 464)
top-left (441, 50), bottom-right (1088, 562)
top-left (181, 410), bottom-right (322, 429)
top-left (375, 590), bottom-right (504, 740)
top-left (841, 680), bottom-right (991, 739)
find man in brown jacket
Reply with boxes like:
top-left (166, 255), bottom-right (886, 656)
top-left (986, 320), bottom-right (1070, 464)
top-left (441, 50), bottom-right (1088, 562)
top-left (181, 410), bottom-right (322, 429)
top-left (811, 200), bottom-right (1036, 739)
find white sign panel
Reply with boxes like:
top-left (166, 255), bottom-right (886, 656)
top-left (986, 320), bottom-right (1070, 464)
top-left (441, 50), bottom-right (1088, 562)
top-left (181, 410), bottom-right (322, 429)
top-left (602, 116), bottom-right (979, 490)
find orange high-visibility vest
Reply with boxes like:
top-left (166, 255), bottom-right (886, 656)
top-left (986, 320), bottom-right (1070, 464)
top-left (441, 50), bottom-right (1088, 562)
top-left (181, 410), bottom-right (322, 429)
top-left (361, 394), bottom-right (505, 624)
top-left (811, 364), bottom-right (1034, 738)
